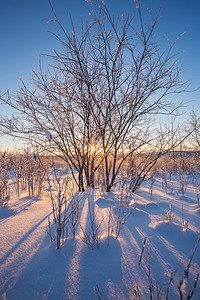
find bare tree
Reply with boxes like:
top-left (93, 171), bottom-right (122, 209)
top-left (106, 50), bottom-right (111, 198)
top-left (0, 0), bottom-right (189, 192)
top-left (0, 152), bottom-right (11, 206)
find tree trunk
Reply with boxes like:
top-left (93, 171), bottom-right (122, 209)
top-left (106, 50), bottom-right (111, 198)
top-left (78, 168), bottom-right (85, 192)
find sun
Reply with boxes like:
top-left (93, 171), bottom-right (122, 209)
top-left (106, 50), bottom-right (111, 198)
top-left (90, 144), bottom-right (96, 155)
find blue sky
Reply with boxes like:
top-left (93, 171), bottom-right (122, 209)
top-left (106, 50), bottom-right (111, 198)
top-left (0, 0), bottom-right (200, 150)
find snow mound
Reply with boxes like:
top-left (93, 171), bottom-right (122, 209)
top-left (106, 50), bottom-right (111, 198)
top-left (155, 221), bottom-right (198, 244)
top-left (136, 202), bottom-right (160, 213)
top-left (96, 197), bottom-right (115, 208)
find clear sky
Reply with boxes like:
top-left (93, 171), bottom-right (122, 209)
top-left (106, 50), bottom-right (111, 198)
top-left (0, 0), bottom-right (200, 151)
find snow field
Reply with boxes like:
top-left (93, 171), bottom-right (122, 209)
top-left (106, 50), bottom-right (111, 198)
top-left (0, 176), bottom-right (200, 299)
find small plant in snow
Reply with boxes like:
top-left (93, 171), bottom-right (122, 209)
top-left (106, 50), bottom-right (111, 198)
top-left (45, 158), bottom-right (78, 249)
top-left (182, 218), bottom-right (189, 232)
top-left (166, 204), bottom-right (174, 222)
top-left (138, 237), bottom-right (158, 299)
top-left (178, 172), bottom-right (188, 195)
top-left (77, 195), bottom-right (102, 249)
top-left (123, 280), bottom-right (140, 300)
top-left (117, 176), bottom-right (132, 207)
top-left (148, 171), bottom-right (155, 201)
top-left (161, 171), bottom-right (169, 194)
top-left (178, 235), bottom-right (200, 299)
top-left (112, 195), bottom-right (130, 239)
top-left (182, 204), bottom-right (189, 231)
top-left (138, 237), bottom-right (183, 300)
top-left (106, 183), bottom-right (131, 242)
top-left (195, 188), bottom-right (200, 210)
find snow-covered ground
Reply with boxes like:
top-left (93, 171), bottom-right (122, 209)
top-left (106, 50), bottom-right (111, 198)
top-left (0, 176), bottom-right (200, 299)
